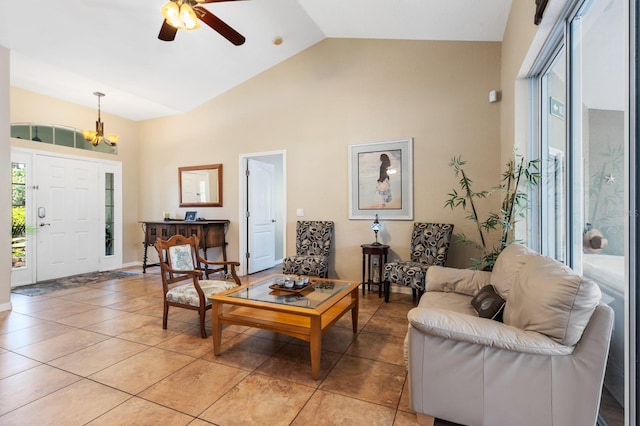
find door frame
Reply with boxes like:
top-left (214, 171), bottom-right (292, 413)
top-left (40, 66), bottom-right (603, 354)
top-left (10, 147), bottom-right (123, 286)
top-left (238, 150), bottom-right (286, 276)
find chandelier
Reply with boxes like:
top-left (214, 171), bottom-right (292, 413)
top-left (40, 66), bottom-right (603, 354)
top-left (161, 0), bottom-right (200, 30)
top-left (82, 92), bottom-right (118, 147)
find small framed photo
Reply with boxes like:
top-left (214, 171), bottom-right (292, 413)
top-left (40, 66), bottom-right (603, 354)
top-left (184, 211), bottom-right (197, 221)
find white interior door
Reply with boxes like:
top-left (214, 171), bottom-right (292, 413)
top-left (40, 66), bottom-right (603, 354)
top-left (247, 159), bottom-right (276, 273)
top-left (35, 155), bottom-right (100, 281)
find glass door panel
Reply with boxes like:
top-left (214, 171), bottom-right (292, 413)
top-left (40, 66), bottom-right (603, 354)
top-left (11, 162), bottom-right (27, 269)
top-left (570, 0), bottom-right (627, 420)
top-left (540, 48), bottom-right (567, 263)
top-left (10, 150), bottom-right (35, 286)
top-left (105, 172), bottom-right (114, 256)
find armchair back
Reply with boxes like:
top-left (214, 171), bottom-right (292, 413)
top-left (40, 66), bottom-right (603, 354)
top-left (295, 221), bottom-right (334, 257)
top-left (409, 222), bottom-right (454, 266)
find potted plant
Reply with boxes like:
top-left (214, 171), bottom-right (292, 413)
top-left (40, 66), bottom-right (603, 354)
top-left (445, 155), bottom-right (540, 270)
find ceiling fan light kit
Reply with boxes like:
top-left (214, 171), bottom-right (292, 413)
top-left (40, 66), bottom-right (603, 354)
top-left (83, 92), bottom-right (118, 147)
top-left (161, 1), bottom-right (200, 30)
top-left (158, 0), bottom-right (246, 46)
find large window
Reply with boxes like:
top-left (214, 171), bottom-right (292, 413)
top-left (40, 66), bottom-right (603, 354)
top-left (10, 123), bottom-right (117, 154)
top-left (539, 47), bottom-right (567, 263)
top-left (570, 3), bottom-right (627, 421)
top-left (533, 0), bottom-right (629, 423)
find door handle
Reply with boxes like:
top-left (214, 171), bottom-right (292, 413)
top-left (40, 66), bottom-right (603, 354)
top-left (39, 223), bottom-right (51, 227)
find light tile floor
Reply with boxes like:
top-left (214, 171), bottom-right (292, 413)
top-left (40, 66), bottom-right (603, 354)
top-left (0, 268), bottom-right (622, 425)
top-left (1, 268), bottom-right (457, 426)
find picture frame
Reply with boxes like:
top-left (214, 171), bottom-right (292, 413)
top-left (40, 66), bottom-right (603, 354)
top-left (184, 211), bottom-right (197, 221)
top-left (348, 138), bottom-right (413, 220)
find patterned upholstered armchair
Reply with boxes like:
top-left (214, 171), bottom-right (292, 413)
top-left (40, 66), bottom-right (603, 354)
top-left (282, 221), bottom-right (334, 278)
top-left (382, 222), bottom-right (454, 302)
top-left (155, 234), bottom-right (241, 338)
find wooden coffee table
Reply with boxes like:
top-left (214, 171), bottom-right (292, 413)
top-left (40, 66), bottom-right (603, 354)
top-left (210, 274), bottom-right (359, 379)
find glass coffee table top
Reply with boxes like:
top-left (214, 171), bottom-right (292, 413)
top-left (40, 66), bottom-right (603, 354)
top-left (225, 275), bottom-right (351, 309)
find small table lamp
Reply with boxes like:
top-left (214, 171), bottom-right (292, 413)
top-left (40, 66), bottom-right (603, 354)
top-left (371, 214), bottom-right (382, 245)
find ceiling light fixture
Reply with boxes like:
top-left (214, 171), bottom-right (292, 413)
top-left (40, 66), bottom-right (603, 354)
top-left (161, 0), bottom-right (201, 31)
top-left (82, 92), bottom-right (118, 147)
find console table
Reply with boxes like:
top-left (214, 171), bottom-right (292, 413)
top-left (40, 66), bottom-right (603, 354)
top-left (140, 220), bottom-right (230, 273)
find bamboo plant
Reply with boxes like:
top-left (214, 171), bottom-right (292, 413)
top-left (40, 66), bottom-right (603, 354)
top-left (445, 155), bottom-right (540, 270)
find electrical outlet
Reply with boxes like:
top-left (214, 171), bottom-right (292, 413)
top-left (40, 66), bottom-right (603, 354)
top-left (372, 256), bottom-right (379, 266)
top-left (296, 208), bottom-right (304, 217)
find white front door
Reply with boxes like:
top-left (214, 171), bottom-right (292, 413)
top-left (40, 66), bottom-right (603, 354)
top-left (35, 155), bottom-right (100, 281)
top-left (247, 159), bottom-right (276, 273)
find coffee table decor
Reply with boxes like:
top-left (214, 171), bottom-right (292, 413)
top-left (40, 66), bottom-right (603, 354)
top-left (268, 275), bottom-right (318, 293)
top-left (210, 274), bottom-right (359, 379)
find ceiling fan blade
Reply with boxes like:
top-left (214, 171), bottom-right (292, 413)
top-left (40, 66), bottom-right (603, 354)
top-left (194, 5), bottom-right (246, 46)
top-left (158, 20), bottom-right (178, 41)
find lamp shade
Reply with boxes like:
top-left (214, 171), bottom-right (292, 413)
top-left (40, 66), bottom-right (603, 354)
top-left (161, 1), bottom-right (182, 28)
top-left (180, 3), bottom-right (200, 30)
top-left (81, 129), bottom-right (96, 141)
top-left (106, 134), bottom-right (119, 145)
top-left (371, 214), bottom-right (382, 245)
top-left (371, 216), bottom-right (382, 232)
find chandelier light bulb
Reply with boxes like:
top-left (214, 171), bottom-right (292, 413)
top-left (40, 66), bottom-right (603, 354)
top-left (180, 3), bottom-right (200, 30)
top-left (161, 1), bottom-right (182, 28)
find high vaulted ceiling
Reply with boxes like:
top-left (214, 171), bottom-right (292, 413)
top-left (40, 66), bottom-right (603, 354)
top-left (0, 0), bottom-right (512, 121)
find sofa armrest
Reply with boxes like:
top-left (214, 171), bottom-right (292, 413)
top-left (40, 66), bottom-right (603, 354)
top-left (425, 266), bottom-right (492, 296)
top-left (407, 307), bottom-right (573, 356)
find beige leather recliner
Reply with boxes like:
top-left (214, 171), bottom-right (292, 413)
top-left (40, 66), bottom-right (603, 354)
top-left (406, 243), bottom-right (614, 426)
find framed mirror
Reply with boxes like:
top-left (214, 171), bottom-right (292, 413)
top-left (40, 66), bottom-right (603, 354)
top-left (179, 164), bottom-right (223, 207)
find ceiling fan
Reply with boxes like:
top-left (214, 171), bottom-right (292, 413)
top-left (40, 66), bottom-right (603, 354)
top-left (158, 0), bottom-right (246, 45)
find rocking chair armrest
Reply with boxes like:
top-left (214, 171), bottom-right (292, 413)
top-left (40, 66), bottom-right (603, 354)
top-left (197, 258), bottom-right (242, 285)
top-left (195, 252), bottom-right (239, 267)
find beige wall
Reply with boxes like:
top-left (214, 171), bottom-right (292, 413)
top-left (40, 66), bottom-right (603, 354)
top-left (7, 33), bottom-right (551, 284)
top-left (138, 38), bottom-right (503, 280)
top-left (500, 1), bottom-right (538, 164)
top-left (500, 2), bottom-right (565, 244)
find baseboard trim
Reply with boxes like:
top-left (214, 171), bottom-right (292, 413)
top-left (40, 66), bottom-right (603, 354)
top-left (364, 283), bottom-right (413, 295)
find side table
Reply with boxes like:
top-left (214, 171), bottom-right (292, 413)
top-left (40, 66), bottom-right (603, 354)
top-left (361, 244), bottom-right (389, 297)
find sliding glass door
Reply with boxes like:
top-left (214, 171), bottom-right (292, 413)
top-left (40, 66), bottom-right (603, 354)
top-left (569, 1), bottom-right (628, 421)
top-left (533, 0), bottom-right (630, 423)
top-left (539, 47), bottom-right (567, 263)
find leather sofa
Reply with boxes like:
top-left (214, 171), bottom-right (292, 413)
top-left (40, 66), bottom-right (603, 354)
top-left (405, 243), bottom-right (614, 426)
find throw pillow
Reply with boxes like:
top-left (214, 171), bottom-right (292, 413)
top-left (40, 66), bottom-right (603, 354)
top-left (471, 285), bottom-right (505, 322)
top-left (169, 244), bottom-right (195, 271)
